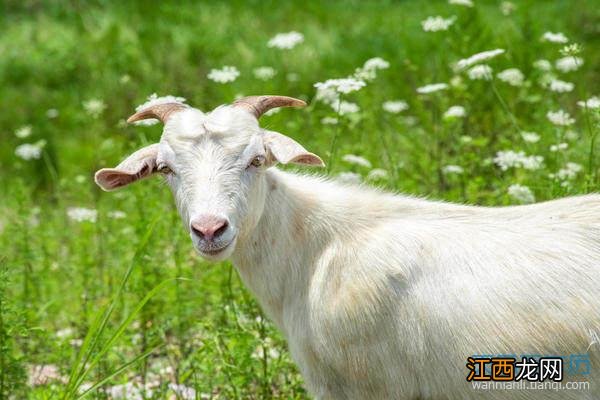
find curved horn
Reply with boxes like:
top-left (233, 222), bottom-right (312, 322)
top-left (233, 95), bottom-right (306, 118)
top-left (126, 103), bottom-right (188, 124)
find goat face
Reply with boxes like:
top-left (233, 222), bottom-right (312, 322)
top-left (95, 97), bottom-right (323, 261)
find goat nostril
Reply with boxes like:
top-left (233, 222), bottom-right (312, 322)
top-left (191, 224), bottom-right (205, 239)
top-left (214, 220), bottom-right (229, 238)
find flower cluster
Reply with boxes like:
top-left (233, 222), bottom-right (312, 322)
top-left (421, 16), bottom-right (456, 32)
top-left (546, 110), bottom-right (575, 126)
top-left (455, 49), bottom-right (505, 70)
top-left (508, 184), bottom-right (535, 204)
top-left (382, 100), bottom-right (409, 114)
top-left (15, 140), bottom-right (46, 160)
top-left (497, 68), bottom-right (524, 86)
top-left (67, 207), bottom-right (98, 223)
top-left (83, 98), bottom-right (106, 118)
top-left (207, 65), bottom-right (240, 83)
top-left (267, 31), bottom-right (304, 49)
top-left (494, 150), bottom-right (543, 171)
top-left (253, 66), bottom-right (277, 81)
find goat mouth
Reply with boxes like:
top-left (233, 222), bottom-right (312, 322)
top-left (198, 240), bottom-right (233, 256)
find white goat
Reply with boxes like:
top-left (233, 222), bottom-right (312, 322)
top-left (95, 96), bottom-right (600, 399)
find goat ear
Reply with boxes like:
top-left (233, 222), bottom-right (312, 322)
top-left (263, 130), bottom-right (325, 167)
top-left (95, 144), bottom-right (159, 191)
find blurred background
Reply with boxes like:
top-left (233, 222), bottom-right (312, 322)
top-left (1, 0), bottom-right (599, 398)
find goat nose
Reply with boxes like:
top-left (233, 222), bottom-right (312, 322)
top-left (190, 215), bottom-right (229, 241)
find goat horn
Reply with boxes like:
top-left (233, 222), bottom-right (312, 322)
top-left (126, 102), bottom-right (188, 124)
top-left (233, 95), bottom-right (306, 118)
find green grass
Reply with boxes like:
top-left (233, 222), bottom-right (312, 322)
top-left (1, 0), bottom-right (599, 398)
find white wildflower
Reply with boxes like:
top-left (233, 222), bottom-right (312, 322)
top-left (421, 16), bottom-right (456, 32)
top-left (28, 365), bottom-right (67, 386)
top-left (108, 210), bottom-right (127, 219)
top-left (367, 168), bottom-right (388, 180)
top-left (253, 66), bottom-right (276, 81)
top-left (342, 154), bottom-right (372, 168)
top-left (382, 100), bottom-right (409, 114)
top-left (555, 56), bottom-right (583, 73)
top-left (321, 117), bottom-right (339, 125)
top-left (416, 83), bottom-right (448, 94)
top-left (443, 105), bottom-right (466, 119)
top-left (549, 79), bottom-right (574, 93)
top-left (119, 74), bottom-right (131, 84)
top-left (450, 75), bottom-right (464, 87)
top-left (332, 100), bottom-right (360, 115)
top-left (251, 340), bottom-right (281, 360)
top-left (286, 72), bottom-right (299, 82)
top-left (500, 1), bottom-right (516, 15)
top-left (541, 32), bottom-right (568, 44)
top-left (520, 155), bottom-right (544, 170)
top-left (78, 382), bottom-right (93, 394)
top-left (521, 131), bottom-right (540, 143)
top-left (135, 93), bottom-right (186, 111)
top-left (15, 125), bottom-right (32, 138)
top-left (442, 165), bottom-right (464, 174)
top-left (337, 172), bottom-right (362, 184)
top-left (552, 162), bottom-right (582, 181)
top-left (403, 116), bottom-right (418, 126)
top-left (508, 184), bottom-right (535, 204)
top-left (494, 150), bottom-right (543, 171)
top-left (267, 31), bottom-right (304, 49)
top-left (497, 68), bottom-right (524, 86)
top-left (538, 72), bottom-right (557, 87)
top-left (363, 57), bottom-right (390, 71)
top-left (314, 78), bottom-right (366, 95)
top-left (134, 93), bottom-right (187, 126)
top-left (15, 140), bottom-right (46, 160)
top-left (533, 59), bottom-right (552, 71)
top-left (577, 96), bottom-right (600, 109)
top-left (83, 99), bottom-right (106, 118)
top-left (493, 150), bottom-right (525, 171)
top-left (46, 109), bottom-right (59, 118)
top-left (67, 207), bottom-right (98, 223)
top-left (455, 49), bottom-right (505, 70)
top-left (207, 66), bottom-right (240, 83)
top-left (546, 109), bottom-right (575, 126)
top-left (56, 328), bottom-right (74, 339)
top-left (315, 85), bottom-right (340, 105)
top-left (106, 382), bottom-right (150, 400)
top-left (169, 383), bottom-right (196, 400)
top-left (449, 0), bottom-right (473, 6)
top-left (467, 64), bottom-right (493, 80)
top-left (550, 143), bottom-right (568, 152)
top-left (353, 67), bottom-right (376, 81)
top-left (355, 57), bottom-right (390, 81)
top-left (565, 130), bottom-right (579, 141)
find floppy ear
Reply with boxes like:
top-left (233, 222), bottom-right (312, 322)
top-left (263, 130), bottom-right (324, 167)
top-left (95, 144), bottom-right (159, 191)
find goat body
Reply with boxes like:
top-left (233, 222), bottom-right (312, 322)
top-left (232, 168), bottom-right (600, 400)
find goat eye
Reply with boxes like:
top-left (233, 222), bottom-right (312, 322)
top-left (156, 163), bottom-right (172, 175)
top-left (249, 155), bottom-right (265, 168)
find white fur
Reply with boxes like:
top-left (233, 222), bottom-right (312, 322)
top-left (97, 103), bottom-right (600, 399)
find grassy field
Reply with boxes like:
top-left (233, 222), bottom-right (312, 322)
top-left (1, 0), bottom-right (599, 398)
